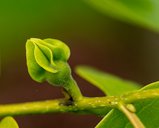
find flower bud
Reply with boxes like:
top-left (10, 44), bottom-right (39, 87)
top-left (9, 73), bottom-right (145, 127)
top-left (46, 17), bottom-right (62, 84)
top-left (26, 38), bottom-right (71, 86)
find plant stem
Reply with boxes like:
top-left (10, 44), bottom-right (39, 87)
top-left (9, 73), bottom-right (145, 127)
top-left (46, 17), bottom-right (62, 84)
top-left (0, 89), bottom-right (158, 117)
top-left (122, 89), bottom-right (159, 103)
top-left (0, 97), bottom-right (115, 117)
top-left (118, 102), bottom-right (145, 128)
top-left (63, 77), bottom-right (83, 101)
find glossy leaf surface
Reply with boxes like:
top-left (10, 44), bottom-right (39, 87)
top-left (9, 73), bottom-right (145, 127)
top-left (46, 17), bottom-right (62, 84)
top-left (96, 81), bottom-right (159, 128)
top-left (76, 66), bottom-right (140, 96)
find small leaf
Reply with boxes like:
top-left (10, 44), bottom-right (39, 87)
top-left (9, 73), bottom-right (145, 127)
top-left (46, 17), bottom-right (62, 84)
top-left (85, 0), bottom-right (159, 32)
top-left (76, 66), bottom-right (140, 96)
top-left (96, 81), bottom-right (159, 128)
top-left (0, 117), bottom-right (19, 128)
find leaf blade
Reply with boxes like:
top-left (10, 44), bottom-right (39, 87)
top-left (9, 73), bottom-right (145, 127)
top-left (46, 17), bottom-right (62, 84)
top-left (95, 109), bottom-right (128, 128)
top-left (0, 117), bottom-right (19, 128)
top-left (85, 0), bottom-right (159, 32)
top-left (76, 66), bottom-right (140, 96)
top-left (96, 81), bottom-right (159, 128)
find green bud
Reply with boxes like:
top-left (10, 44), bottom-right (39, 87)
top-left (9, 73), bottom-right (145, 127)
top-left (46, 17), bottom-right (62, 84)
top-left (26, 38), bottom-right (82, 101)
top-left (26, 38), bottom-right (71, 85)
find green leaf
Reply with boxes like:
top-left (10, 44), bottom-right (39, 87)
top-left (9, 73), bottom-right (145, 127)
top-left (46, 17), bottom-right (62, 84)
top-left (95, 109), bottom-right (127, 128)
top-left (140, 81), bottom-right (159, 90)
top-left (0, 117), bottom-right (19, 128)
top-left (76, 66), bottom-right (140, 96)
top-left (85, 0), bottom-right (159, 32)
top-left (96, 81), bottom-right (159, 128)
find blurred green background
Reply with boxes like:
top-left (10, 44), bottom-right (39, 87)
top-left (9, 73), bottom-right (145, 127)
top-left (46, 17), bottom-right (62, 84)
top-left (1, 0), bottom-right (159, 127)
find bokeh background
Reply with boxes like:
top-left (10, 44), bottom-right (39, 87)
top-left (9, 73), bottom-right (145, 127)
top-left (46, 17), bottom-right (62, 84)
top-left (1, 0), bottom-right (159, 127)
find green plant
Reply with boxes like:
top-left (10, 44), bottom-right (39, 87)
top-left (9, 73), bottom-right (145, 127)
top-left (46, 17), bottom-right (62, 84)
top-left (1, 38), bottom-right (159, 128)
top-left (85, 0), bottom-right (159, 32)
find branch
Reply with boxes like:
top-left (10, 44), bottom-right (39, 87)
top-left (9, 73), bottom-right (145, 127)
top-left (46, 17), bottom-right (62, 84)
top-left (0, 97), bottom-right (115, 116)
top-left (122, 89), bottom-right (159, 103)
top-left (0, 89), bottom-right (158, 117)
